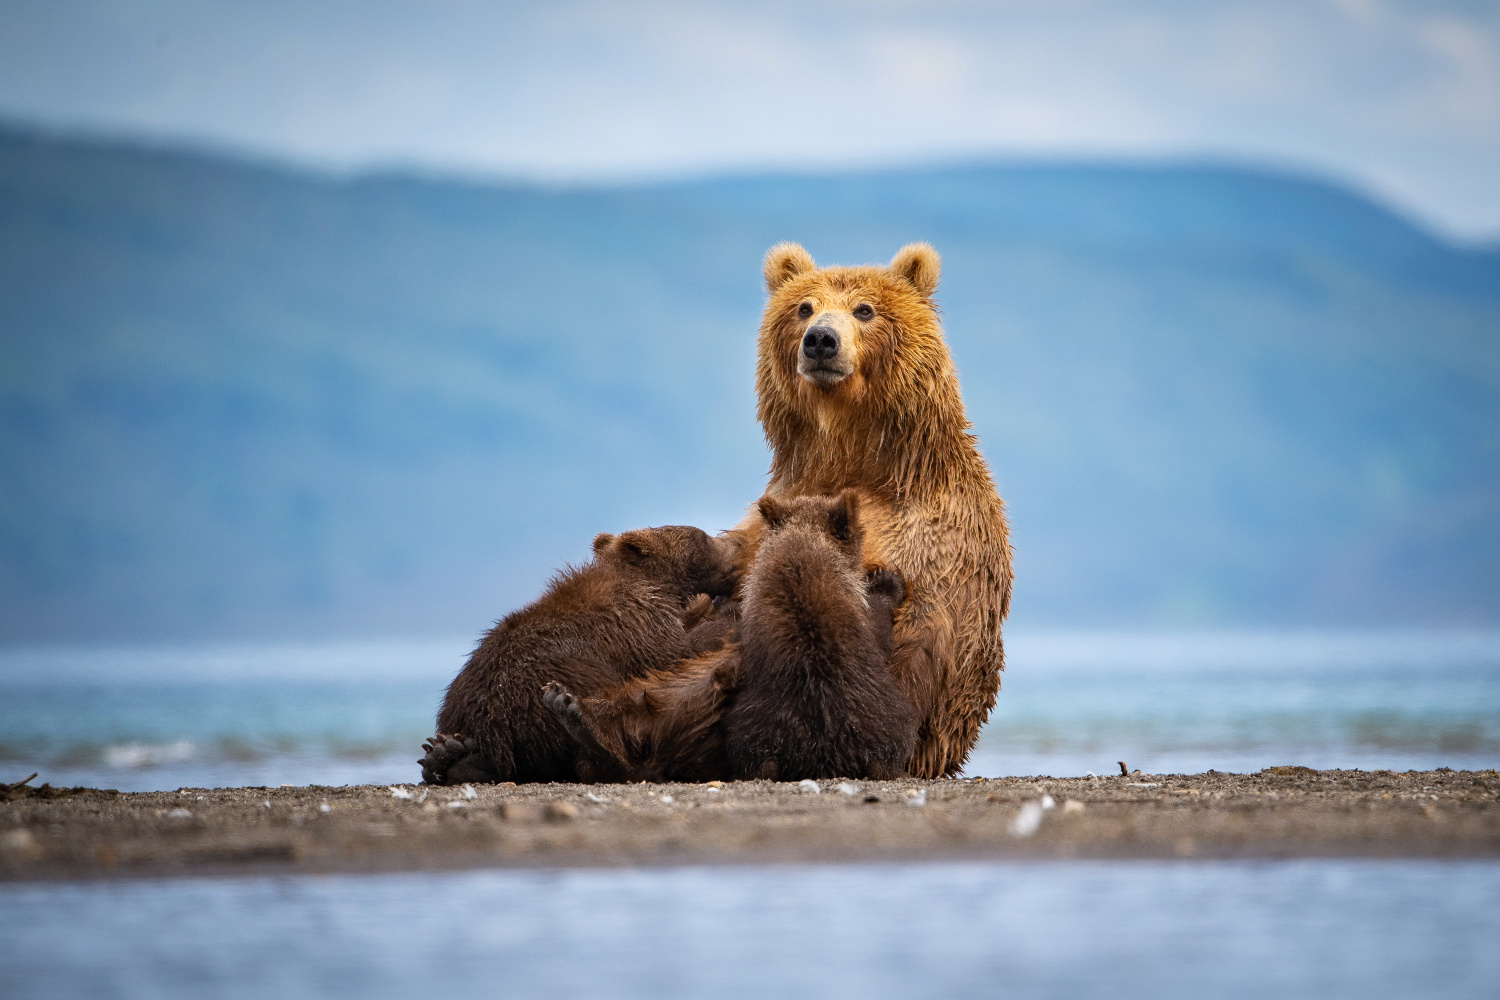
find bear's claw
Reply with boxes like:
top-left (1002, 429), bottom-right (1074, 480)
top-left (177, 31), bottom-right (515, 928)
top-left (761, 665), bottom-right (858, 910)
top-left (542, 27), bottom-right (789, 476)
top-left (866, 568), bottom-right (906, 606)
top-left (419, 732), bottom-right (485, 785)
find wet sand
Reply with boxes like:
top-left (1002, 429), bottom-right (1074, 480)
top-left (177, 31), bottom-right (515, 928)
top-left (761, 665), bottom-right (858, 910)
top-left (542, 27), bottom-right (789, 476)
top-left (3, 768), bottom-right (1497, 880)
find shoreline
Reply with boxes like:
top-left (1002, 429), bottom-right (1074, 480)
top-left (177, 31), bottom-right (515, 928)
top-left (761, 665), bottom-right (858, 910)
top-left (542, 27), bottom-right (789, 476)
top-left (3, 768), bottom-right (1497, 881)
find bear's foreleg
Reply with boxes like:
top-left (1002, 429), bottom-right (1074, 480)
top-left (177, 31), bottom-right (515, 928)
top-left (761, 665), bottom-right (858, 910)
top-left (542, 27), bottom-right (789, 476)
top-left (886, 599), bottom-right (959, 779)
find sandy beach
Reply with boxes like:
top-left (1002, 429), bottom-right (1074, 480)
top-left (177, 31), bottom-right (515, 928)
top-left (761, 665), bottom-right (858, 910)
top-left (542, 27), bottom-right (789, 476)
top-left (2, 767), bottom-right (1497, 880)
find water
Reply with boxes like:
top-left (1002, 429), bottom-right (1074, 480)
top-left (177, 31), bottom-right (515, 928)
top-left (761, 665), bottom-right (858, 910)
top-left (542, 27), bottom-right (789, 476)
top-left (4, 633), bottom-right (1498, 998)
top-left (2, 860), bottom-right (1497, 999)
top-left (2, 630), bottom-right (1498, 791)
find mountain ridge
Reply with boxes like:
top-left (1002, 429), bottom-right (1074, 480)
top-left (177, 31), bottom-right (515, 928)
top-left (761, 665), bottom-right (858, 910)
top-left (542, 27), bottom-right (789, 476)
top-left (2, 125), bottom-right (1497, 640)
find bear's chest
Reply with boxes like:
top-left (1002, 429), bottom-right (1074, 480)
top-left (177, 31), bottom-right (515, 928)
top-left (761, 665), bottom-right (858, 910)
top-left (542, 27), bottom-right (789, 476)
top-left (860, 499), bottom-right (964, 587)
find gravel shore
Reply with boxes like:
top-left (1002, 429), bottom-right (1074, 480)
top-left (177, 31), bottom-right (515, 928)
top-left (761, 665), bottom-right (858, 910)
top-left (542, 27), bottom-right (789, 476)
top-left (3, 768), bottom-right (1497, 880)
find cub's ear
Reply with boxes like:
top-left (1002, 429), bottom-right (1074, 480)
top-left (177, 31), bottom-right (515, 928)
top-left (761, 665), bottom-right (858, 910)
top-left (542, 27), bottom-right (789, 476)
top-left (888, 242), bottom-right (940, 298)
top-left (828, 489), bottom-right (861, 543)
top-left (614, 530), bottom-right (656, 562)
top-left (591, 532), bottom-right (615, 555)
top-left (764, 242), bottom-right (816, 293)
top-left (757, 495), bottom-right (791, 531)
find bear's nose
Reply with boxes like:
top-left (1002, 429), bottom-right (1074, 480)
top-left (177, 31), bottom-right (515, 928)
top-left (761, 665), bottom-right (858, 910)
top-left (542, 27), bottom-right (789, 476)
top-left (802, 326), bottom-right (840, 361)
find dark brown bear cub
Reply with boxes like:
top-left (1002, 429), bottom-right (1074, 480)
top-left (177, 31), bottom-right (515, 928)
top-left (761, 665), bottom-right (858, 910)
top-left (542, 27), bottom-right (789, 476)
top-left (725, 491), bottom-right (916, 781)
top-left (420, 525), bottom-right (736, 784)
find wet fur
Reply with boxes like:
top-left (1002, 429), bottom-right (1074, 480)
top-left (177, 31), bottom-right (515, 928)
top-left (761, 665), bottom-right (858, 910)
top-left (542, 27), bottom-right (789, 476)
top-left (539, 242), bottom-right (1011, 780)
top-left (725, 492), bottom-right (915, 780)
top-left (737, 243), bottom-right (1012, 777)
top-left (420, 526), bottom-right (736, 784)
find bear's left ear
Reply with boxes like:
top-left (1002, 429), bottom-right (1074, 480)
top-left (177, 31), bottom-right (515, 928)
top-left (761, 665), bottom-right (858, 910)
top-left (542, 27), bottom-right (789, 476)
top-left (613, 530), bottom-right (656, 563)
top-left (889, 243), bottom-right (940, 298)
top-left (764, 242), bottom-right (816, 293)
top-left (592, 533), bottom-right (615, 555)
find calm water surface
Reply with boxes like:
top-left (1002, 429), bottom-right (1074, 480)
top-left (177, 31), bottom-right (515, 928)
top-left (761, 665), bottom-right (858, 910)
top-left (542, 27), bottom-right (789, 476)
top-left (2, 630), bottom-right (1497, 789)
top-left (3, 634), bottom-right (1497, 998)
top-left (2, 860), bottom-right (1497, 999)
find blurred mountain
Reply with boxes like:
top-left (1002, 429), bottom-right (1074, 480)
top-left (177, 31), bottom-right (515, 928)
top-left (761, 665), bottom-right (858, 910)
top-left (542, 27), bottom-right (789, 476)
top-left (2, 126), bottom-right (1498, 641)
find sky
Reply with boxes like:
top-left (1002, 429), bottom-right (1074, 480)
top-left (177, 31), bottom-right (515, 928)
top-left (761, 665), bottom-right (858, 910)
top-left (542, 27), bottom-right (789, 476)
top-left (0, 0), bottom-right (1498, 239)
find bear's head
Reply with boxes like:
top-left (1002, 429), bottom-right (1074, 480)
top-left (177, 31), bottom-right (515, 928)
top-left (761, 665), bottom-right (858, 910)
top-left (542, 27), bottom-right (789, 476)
top-left (755, 242), bottom-right (966, 490)
top-left (756, 490), bottom-right (864, 563)
top-left (591, 525), bottom-right (738, 599)
top-left (749, 490), bottom-right (870, 606)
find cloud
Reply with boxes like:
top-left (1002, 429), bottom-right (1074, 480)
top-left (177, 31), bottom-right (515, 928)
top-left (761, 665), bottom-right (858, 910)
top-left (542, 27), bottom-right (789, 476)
top-left (0, 0), bottom-right (1496, 236)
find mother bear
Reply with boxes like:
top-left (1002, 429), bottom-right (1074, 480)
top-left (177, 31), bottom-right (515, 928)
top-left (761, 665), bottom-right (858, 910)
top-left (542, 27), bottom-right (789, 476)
top-left (730, 241), bottom-right (1012, 778)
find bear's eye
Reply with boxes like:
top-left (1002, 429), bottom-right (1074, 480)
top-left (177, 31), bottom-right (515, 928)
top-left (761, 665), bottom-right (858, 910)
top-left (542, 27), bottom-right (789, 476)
top-left (853, 303), bottom-right (875, 321)
top-left (797, 302), bottom-right (813, 319)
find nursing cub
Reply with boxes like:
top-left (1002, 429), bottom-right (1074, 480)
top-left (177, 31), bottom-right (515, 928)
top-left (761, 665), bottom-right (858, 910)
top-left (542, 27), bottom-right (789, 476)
top-left (726, 490), bottom-right (915, 780)
top-left (544, 491), bottom-right (913, 782)
top-left (420, 525), bottom-right (736, 784)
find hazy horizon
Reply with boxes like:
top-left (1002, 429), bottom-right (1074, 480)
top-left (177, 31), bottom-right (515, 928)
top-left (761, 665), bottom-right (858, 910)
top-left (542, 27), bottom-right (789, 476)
top-left (2, 0), bottom-right (1498, 239)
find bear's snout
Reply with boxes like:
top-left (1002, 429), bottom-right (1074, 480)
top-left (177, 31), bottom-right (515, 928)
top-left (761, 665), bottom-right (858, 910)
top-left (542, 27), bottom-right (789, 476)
top-left (802, 326), bottom-right (840, 361)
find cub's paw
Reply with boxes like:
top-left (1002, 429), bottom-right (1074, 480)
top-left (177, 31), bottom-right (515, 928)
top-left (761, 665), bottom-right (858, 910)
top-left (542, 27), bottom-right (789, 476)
top-left (683, 592), bottom-right (716, 631)
top-left (543, 680), bottom-right (614, 761)
top-left (419, 732), bottom-right (482, 786)
top-left (542, 680), bottom-right (581, 723)
top-left (865, 568), bottom-right (906, 607)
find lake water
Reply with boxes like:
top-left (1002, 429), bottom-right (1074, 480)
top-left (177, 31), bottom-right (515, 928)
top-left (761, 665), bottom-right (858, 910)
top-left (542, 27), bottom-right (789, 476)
top-left (2, 860), bottom-right (1498, 999)
top-left (3, 631), bottom-right (1498, 998)
top-left (2, 630), bottom-right (1498, 790)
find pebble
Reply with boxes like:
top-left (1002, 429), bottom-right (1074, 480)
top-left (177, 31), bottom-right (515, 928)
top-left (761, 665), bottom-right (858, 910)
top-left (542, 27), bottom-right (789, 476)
top-left (545, 802), bottom-right (579, 822)
top-left (1, 829), bottom-right (41, 858)
top-left (799, 780), bottom-right (821, 794)
top-left (1009, 801), bottom-right (1045, 837)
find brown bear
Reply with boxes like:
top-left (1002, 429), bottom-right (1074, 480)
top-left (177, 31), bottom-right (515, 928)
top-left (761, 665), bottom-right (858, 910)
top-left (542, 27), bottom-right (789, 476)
top-left (541, 644), bottom-right (738, 784)
top-left (738, 241), bottom-right (1013, 777)
top-left (724, 491), bottom-right (914, 780)
top-left (541, 494), bottom-right (910, 782)
top-left (544, 242), bottom-right (1011, 781)
top-left (419, 525), bottom-right (736, 784)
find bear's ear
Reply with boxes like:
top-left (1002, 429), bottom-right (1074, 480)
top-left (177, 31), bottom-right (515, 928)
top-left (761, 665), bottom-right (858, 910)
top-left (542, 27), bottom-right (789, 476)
top-left (757, 495), bottom-right (791, 531)
top-left (828, 489), bottom-right (861, 543)
top-left (763, 242), bottom-right (816, 293)
top-left (888, 242), bottom-right (940, 298)
top-left (614, 530), bottom-right (656, 563)
top-left (591, 532), bottom-right (615, 555)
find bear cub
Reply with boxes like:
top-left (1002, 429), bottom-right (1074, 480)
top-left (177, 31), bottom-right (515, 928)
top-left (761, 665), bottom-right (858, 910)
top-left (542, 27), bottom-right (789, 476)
top-left (724, 490), bottom-right (916, 781)
top-left (420, 525), bottom-right (736, 784)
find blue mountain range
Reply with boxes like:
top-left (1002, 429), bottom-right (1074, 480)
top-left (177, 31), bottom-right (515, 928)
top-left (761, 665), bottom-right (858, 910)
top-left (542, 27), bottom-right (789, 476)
top-left (2, 126), bottom-right (1497, 640)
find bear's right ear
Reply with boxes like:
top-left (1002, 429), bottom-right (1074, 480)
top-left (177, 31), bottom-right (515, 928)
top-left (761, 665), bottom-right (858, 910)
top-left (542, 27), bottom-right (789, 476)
top-left (763, 242), bottom-right (816, 293)
top-left (591, 532), bottom-right (615, 556)
top-left (757, 495), bottom-right (791, 531)
top-left (828, 489), bottom-right (861, 543)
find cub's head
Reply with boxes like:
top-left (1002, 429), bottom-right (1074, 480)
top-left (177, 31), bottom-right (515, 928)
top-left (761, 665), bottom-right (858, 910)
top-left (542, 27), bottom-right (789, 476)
top-left (591, 525), bottom-right (738, 599)
top-left (757, 242), bottom-right (946, 420)
top-left (755, 490), bottom-right (865, 564)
